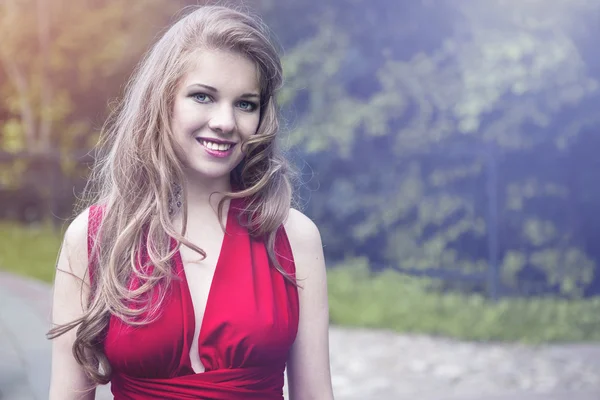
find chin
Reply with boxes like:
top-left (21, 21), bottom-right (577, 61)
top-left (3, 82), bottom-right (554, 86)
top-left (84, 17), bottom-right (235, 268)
top-left (185, 162), bottom-right (238, 183)
top-left (181, 143), bottom-right (245, 184)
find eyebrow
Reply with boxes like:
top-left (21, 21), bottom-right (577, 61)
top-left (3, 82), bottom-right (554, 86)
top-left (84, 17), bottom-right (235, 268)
top-left (189, 83), bottom-right (260, 99)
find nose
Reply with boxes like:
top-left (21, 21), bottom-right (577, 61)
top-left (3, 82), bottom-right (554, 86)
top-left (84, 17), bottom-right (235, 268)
top-left (208, 104), bottom-right (236, 134)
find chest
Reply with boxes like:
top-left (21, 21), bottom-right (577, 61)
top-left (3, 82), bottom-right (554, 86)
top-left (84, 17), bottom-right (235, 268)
top-left (102, 228), bottom-right (299, 378)
top-left (178, 228), bottom-right (224, 333)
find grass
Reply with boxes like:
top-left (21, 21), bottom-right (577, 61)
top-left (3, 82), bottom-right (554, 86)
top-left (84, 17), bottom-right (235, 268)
top-left (2, 221), bottom-right (600, 343)
top-left (328, 257), bottom-right (600, 343)
top-left (0, 220), bottom-right (64, 283)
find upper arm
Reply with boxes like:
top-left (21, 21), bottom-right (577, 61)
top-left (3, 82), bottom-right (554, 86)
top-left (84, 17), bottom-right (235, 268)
top-left (284, 209), bottom-right (334, 400)
top-left (49, 208), bottom-right (97, 400)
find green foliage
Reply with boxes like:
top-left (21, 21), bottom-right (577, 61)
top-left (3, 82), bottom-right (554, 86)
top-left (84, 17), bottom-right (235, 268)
top-left (0, 221), bottom-right (63, 283)
top-left (270, 0), bottom-right (600, 297)
top-left (1, 0), bottom-right (598, 303)
top-left (0, 0), bottom-right (185, 180)
top-left (329, 259), bottom-right (600, 343)
top-left (1, 118), bottom-right (24, 152)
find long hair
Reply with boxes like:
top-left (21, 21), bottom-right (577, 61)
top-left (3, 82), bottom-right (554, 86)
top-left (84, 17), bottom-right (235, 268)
top-left (47, 5), bottom-right (295, 385)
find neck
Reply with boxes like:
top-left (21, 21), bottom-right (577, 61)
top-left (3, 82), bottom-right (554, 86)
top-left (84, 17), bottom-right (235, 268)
top-left (181, 169), bottom-right (231, 216)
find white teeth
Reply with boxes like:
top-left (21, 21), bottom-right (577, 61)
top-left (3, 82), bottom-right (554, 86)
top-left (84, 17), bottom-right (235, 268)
top-left (201, 140), bottom-right (231, 151)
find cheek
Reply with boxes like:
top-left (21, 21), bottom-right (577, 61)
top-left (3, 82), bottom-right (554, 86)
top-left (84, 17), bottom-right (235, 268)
top-left (239, 114), bottom-right (261, 137)
top-left (172, 97), bottom-right (204, 132)
top-left (170, 102), bottom-right (187, 134)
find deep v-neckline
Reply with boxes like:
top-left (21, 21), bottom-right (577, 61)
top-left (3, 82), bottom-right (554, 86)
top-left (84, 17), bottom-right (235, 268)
top-left (174, 199), bottom-right (235, 372)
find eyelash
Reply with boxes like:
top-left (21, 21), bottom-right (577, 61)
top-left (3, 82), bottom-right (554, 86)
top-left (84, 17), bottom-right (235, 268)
top-left (190, 93), bottom-right (258, 112)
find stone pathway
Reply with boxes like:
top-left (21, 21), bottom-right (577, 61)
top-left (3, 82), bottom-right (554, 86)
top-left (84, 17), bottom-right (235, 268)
top-left (329, 327), bottom-right (600, 399)
top-left (1, 270), bottom-right (599, 400)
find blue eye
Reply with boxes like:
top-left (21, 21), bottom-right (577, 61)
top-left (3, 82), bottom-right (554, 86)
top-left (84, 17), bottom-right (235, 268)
top-left (192, 93), bottom-right (211, 103)
top-left (238, 101), bottom-right (257, 112)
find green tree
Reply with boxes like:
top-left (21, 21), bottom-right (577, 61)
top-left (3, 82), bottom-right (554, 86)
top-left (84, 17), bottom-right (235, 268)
top-left (0, 0), bottom-right (188, 217)
top-left (267, 0), bottom-right (600, 296)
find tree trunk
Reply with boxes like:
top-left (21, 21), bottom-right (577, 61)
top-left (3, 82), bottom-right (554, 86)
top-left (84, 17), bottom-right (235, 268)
top-left (36, 0), bottom-right (53, 154)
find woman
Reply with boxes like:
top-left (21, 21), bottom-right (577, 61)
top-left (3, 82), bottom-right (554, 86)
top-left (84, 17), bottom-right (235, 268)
top-left (48, 5), bottom-right (334, 399)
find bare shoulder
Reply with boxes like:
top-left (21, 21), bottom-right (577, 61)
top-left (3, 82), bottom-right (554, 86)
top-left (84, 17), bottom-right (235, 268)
top-left (59, 208), bottom-right (91, 279)
top-left (49, 208), bottom-right (96, 398)
top-left (283, 208), bottom-right (323, 250)
top-left (282, 210), bottom-right (334, 398)
top-left (283, 208), bottom-right (325, 276)
top-left (65, 208), bottom-right (90, 240)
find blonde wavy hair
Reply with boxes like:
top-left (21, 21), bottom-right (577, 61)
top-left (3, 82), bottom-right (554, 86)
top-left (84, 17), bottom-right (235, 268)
top-left (47, 5), bottom-right (295, 384)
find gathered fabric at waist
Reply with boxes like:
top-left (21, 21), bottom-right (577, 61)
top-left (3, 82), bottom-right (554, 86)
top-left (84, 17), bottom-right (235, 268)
top-left (110, 366), bottom-right (285, 400)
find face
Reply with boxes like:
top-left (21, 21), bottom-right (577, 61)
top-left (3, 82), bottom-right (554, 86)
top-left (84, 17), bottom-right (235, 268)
top-left (171, 49), bottom-right (261, 185)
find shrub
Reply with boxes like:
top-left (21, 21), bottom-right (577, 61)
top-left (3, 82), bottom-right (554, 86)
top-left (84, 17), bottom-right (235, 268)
top-left (328, 257), bottom-right (600, 343)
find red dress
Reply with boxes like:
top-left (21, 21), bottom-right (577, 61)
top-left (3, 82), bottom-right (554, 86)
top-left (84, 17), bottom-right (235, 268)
top-left (87, 198), bottom-right (299, 399)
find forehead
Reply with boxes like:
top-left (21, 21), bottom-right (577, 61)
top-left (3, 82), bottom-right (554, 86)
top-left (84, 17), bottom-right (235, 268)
top-left (180, 49), bottom-right (260, 93)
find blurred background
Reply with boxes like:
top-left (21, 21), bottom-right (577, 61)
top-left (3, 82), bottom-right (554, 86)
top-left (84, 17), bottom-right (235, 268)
top-left (1, 0), bottom-right (600, 399)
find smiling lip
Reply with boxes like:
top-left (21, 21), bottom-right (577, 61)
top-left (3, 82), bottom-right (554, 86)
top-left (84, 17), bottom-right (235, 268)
top-left (195, 137), bottom-right (236, 145)
top-left (195, 137), bottom-right (236, 158)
